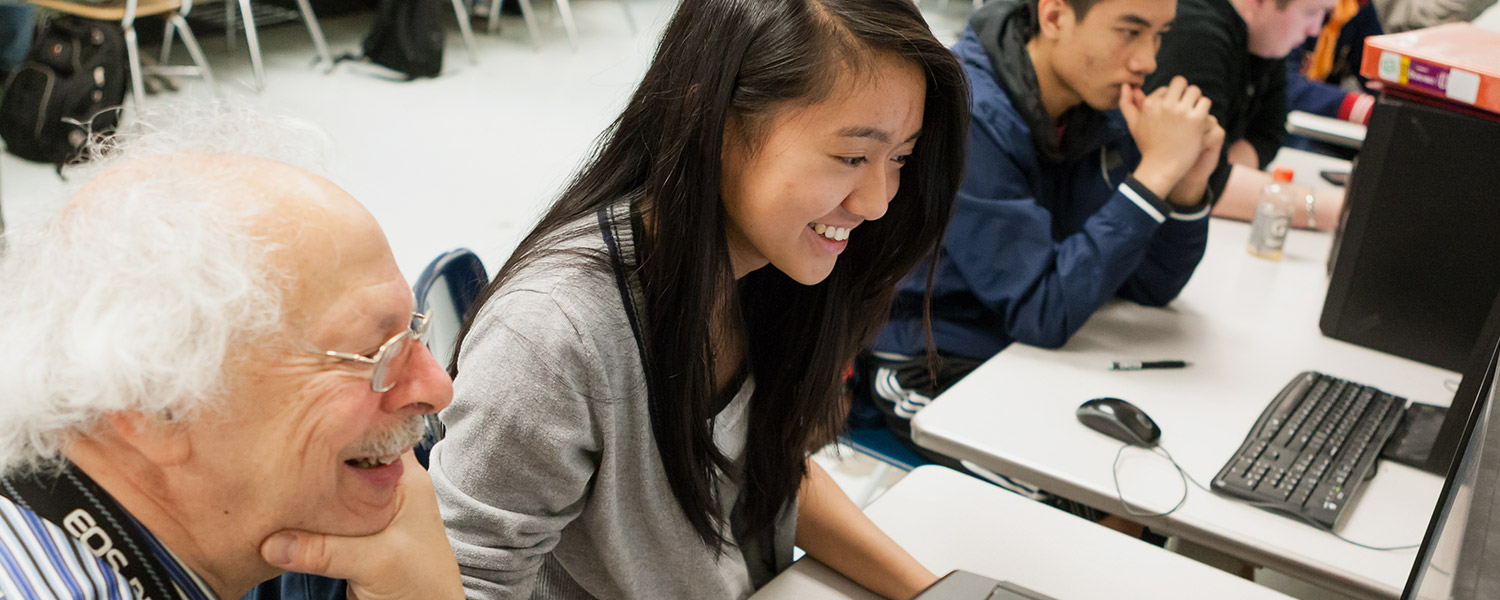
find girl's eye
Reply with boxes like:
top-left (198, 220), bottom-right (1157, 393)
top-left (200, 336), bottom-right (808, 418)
top-left (891, 154), bottom-right (910, 166)
top-left (1120, 29), bottom-right (1142, 40)
top-left (839, 156), bottom-right (868, 167)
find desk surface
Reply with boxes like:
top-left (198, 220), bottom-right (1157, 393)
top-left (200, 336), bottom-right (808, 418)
top-left (752, 466), bottom-right (1290, 600)
top-left (910, 164), bottom-right (1456, 599)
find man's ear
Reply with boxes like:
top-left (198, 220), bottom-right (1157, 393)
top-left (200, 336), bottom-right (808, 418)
top-left (1036, 0), bottom-right (1077, 40)
top-left (105, 410), bottom-right (192, 467)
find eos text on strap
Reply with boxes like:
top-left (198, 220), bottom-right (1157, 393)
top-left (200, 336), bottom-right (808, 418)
top-left (0, 461), bottom-right (181, 600)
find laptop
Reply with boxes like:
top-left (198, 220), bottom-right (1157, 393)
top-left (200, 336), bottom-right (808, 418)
top-left (913, 570), bottom-right (1054, 600)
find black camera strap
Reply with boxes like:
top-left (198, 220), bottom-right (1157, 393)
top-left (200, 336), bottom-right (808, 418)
top-left (0, 461), bottom-right (183, 600)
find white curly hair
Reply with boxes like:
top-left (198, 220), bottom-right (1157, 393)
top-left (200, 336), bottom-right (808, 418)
top-left (0, 101), bottom-right (332, 473)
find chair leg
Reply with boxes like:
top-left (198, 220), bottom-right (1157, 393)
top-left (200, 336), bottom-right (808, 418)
top-left (554, 0), bottom-right (577, 50)
top-left (617, 0), bottom-right (635, 35)
top-left (159, 19), bottom-right (175, 64)
top-left (224, 0), bottom-right (236, 51)
top-left (291, 0), bottom-right (333, 71)
top-left (516, 0), bottom-right (541, 49)
top-left (484, 0), bottom-right (499, 34)
top-left (448, 0), bottom-right (479, 65)
top-left (172, 14), bottom-right (217, 91)
top-left (237, 0), bottom-right (265, 90)
top-left (123, 24), bottom-right (147, 107)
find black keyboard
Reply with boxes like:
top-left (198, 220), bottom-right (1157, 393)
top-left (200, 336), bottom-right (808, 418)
top-left (1211, 372), bottom-right (1407, 529)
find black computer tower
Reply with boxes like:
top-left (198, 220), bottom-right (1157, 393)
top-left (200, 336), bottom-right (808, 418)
top-left (1321, 93), bottom-right (1500, 372)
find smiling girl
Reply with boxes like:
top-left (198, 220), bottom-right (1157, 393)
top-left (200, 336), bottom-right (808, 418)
top-left (429, 0), bottom-right (969, 598)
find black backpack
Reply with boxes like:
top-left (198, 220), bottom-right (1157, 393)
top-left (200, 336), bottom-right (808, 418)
top-left (0, 15), bottom-right (128, 166)
top-left (358, 0), bottom-right (445, 79)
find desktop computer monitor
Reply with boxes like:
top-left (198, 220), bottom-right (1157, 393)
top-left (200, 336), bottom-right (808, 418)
top-left (1402, 330), bottom-right (1500, 599)
top-left (1321, 92), bottom-right (1500, 373)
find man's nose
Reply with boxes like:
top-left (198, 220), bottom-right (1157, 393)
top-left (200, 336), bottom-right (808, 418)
top-left (383, 342), bottom-right (454, 415)
top-left (1129, 42), bottom-right (1158, 75)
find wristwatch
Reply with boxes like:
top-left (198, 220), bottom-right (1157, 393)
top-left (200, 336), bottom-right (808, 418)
top-left (1304, 192), bottom-right (1317, 229)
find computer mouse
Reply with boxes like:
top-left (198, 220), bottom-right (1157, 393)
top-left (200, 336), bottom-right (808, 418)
top-left (1077, 397), bottom-right (1161, 446)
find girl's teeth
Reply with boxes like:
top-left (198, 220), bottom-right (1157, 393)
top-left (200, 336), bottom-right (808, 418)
top-left (813, 224), bottom-right (849, 241)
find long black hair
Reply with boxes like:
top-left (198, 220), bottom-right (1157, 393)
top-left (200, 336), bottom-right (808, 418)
top-left (455, 0), bottom-right (968, 552)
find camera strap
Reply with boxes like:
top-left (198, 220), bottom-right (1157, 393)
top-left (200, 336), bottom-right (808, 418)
top-left (0, 461), bottom-right (183, 600)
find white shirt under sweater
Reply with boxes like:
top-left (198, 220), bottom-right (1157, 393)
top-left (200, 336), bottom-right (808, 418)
top-left (430, 202), bottom-right (797, 600)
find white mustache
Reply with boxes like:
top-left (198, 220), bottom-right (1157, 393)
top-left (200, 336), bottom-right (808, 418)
top-left (352, 415), bottom-right (429, 457)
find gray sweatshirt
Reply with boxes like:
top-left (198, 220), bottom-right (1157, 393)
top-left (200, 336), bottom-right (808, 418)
top-left (1374, 0), bottom-right (1497, 32)
top-left (430, 202), bottom-right (797, 599)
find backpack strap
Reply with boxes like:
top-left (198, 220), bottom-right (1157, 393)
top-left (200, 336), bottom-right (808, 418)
top-left (0, 462), bottom-right (184, 600)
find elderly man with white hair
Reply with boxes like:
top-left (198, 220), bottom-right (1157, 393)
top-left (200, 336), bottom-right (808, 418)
top-left (0, 105), bottom-right (463, 600)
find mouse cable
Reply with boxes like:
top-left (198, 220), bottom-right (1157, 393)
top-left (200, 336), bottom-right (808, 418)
top-left (1108, 442), bottom-right (1421, 552)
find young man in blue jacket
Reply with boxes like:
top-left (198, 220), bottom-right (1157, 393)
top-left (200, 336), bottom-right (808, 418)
top-left (861, 0), bottom-right (1223, 462)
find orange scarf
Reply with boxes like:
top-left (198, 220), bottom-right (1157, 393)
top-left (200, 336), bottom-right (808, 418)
top-left (1305, 0), bottom-right (1361, 81)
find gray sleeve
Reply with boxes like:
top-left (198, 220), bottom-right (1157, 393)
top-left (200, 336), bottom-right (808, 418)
top-left (1377, 0), bottom-right (1498, 31)
top-left (430, 289), bottom-right (604, 600)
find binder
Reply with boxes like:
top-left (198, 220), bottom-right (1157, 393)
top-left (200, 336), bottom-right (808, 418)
top-left (1361, 24), bottom-right (1500, 116)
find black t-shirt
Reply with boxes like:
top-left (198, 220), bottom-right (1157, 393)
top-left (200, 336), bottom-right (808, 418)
top-left (1146, 0), bottom-right (1287, 194)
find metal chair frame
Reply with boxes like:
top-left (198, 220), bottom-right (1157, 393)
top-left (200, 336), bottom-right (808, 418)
top-left (30, 0), bottom-right (217, 107)
top-left (162, 0), bottom-right (333, 90)
top-left (487, 0), bottom-right (635, 50)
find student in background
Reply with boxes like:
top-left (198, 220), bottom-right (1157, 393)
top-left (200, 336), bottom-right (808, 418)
top-left (863, 0), bottom-right (1221, 473)
top-left (1149, 0), bottom-right (1343, 230)
top-left (1285, 0), bottom-right (1381, 132)
top-left (429, 0), bottom-right (969, 598)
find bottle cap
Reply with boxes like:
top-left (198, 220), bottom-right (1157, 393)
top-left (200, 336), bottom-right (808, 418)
top-left (1272, 167), bottom-right (1295, 182)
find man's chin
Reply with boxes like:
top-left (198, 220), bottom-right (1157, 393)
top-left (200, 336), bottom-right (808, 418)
top-left (1088, 92), bottom-right (1124, 112)
top-left (312, 500), bottom-right (400, 538)
top-left (325, 466), bottom-right (405, 530)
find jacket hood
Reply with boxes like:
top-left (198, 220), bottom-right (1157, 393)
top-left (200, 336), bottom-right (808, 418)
top-left (967, 0), bottom-right (1116, 164)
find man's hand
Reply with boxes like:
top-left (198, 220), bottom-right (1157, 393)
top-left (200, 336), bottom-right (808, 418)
top-left (1166, 115), bottom-right (1225, 208)
top-left (259, 452), bottom-right (463, 600)
top-left (1120, 76), bottom-right (1216, 199)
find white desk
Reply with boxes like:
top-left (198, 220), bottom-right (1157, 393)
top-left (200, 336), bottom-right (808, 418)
top-left (752, 466), bottom-right (1291, 600)
top-left (909, 217), bottom-right (1458, 599)
top-left (1270, 147), bottom-right (1354, 194)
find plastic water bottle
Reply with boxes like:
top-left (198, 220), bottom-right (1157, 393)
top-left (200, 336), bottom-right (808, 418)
top-left (1247, 167), bottom-right (1296, 261)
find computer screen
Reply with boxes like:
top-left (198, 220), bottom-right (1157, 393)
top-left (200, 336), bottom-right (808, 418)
top-left (1413, 294), bottom-right (1500, 475)
top-left (1403, 335), bottom-right (1500, 600)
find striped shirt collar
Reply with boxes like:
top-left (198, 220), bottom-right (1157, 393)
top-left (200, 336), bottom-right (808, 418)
top-left (0, 481), bottom-right (220, 600)
top-left (127, 513), bottom-right (220, 600)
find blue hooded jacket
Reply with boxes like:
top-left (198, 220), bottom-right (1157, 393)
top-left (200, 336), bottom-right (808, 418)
top-left (874, 0), bottom-right (1211, 361)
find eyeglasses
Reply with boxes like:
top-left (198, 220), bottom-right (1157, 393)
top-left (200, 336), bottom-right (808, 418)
top-left (323, 312), bottom-right (430, 393)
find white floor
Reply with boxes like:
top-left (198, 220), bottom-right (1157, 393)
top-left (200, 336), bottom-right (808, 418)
top-left (8, 1), bottom-right (1475, 597)
top-left (0, 0), bottom-right (969, 280)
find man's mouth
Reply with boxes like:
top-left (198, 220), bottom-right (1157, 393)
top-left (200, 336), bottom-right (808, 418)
top-left (340, 415), bottom-right (428, 471)
top-left (345, 455), bottom-right (401, 469)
